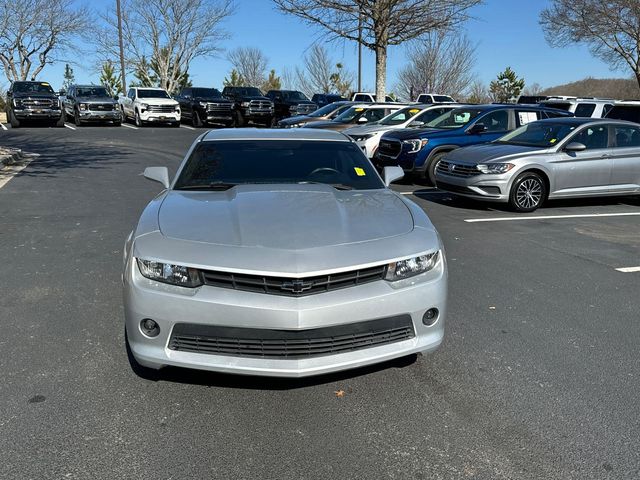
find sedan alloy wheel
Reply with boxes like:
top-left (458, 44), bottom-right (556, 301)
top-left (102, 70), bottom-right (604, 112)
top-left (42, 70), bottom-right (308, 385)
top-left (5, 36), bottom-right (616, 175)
top-left (509, 172), bottom-right (546, 212)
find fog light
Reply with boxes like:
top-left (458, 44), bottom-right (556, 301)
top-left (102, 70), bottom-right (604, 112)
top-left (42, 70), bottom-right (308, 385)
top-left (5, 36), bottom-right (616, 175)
top-left (140, 318), bottom-right (160, 337)
top-left (422, 308), bottom-right (439, 326)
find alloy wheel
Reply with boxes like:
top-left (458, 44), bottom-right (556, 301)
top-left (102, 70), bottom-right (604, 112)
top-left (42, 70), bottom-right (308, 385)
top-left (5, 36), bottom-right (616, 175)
top-left (515, 178), bottom-right (542, 210)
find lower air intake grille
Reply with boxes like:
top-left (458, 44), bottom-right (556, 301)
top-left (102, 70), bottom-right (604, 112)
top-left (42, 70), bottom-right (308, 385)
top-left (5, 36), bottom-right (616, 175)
top-left (168, 315), bottom-right (415, 359)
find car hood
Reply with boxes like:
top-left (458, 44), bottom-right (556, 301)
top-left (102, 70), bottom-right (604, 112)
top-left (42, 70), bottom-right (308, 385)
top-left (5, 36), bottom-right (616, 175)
top-left (279, 115), bottom-right (312, 125)
top-left (157, 184), bottom-right (413, 250)
top-left (13, 92), bottom-right (57, 99)
top-left (383, 127), bottom-right (458, 141)
top-left (240, 95), bottom-right (271, 101)
top-left (344, 124), bottom-right (392, 135)
top-left (444, 143), bottom-right (551, 165)
top-left (76, 96), bottom-right (117, 103)
top-left (303, 121), bottom-right (350, 130)
top-left (139, 98), bottom-right (179, 105)
top-left (194, 97), bottom-right (232, 103)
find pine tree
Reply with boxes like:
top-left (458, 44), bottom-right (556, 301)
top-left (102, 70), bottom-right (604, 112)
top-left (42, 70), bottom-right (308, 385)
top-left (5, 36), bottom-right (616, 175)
top-left (100, 61), bottom-right (122, 96)
top-left (62, 64), bottom-right (75, 91)
top-left (223, 69), bottom-right (246, 87)
top-left (329, 63), bottom-right (352, 97)
top-left (489, 67), bottom-right (525, 103)
top-left (261, 69), bottom-right (281, 91)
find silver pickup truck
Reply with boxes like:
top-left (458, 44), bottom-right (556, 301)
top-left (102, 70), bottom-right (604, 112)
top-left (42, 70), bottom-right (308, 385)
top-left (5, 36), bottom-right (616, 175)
top-left (63, 85), bottom-right (122, 126)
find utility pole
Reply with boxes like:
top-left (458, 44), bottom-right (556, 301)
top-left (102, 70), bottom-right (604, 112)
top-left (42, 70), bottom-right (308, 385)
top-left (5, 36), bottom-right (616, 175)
top-left (116, 0), bottom-right (127, 93)
top-left (357, 9), bottom-right (362, 92)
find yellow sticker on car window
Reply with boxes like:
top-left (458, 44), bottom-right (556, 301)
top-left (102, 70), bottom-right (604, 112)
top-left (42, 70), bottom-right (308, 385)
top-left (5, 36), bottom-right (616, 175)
top-left (549, 138), bottom-right (557, 144)
top-left (355, 108), bottom-right (364, 112)
top-left (41, 82), bottom-right (50, 86)
top-left (354, 167), bottom-right (366, 176)
top-left (409, 109), bottom-right (419, 113)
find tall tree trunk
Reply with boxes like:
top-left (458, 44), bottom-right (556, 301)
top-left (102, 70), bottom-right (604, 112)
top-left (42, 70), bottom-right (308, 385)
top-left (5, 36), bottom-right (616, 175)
top-left (375, 44), bottom-right (387, 101)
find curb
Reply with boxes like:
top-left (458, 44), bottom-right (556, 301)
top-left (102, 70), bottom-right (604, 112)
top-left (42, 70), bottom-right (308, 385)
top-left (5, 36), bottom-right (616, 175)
top-left (0, 148), bottom-right (24, 167)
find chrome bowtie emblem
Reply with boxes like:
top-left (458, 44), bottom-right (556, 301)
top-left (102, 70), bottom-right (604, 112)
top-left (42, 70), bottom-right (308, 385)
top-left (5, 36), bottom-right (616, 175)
top-left (281, 279), bottom-right (314, 293)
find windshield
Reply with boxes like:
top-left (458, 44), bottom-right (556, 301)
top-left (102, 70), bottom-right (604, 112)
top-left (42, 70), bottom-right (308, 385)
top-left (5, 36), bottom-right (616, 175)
top-left (334, 107), bottom-right (367, 123)
top-left (138, 89), bottom-right (170, 99)
top-left (283, 91), bottom-right (309, 101)
top-left (232, 87), bottom-right (263, 97)
top-left (192, 88), bottom-right (221, 98)
top-left (379, 106), bottom-right (423, 125)
top-left (76, 87), bottom-right (109, 97)
top-left (495, 121), bottom-right (577, 147)
top-left (174, 141), bottom-right (383, 191)
top-left (308, 103), bottom-right (344, 117)
top-left (426, 108), bottom-right (483, 129)
top-left (13, 82), bottom-right (55, 94)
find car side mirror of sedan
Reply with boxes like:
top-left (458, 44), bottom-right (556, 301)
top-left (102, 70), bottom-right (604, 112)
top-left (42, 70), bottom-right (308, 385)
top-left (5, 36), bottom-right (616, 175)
top-left (383, 166), bottom-right (404, 186)
top-left (468, 123), bottom-right (487, 134)
top-left (143, 167), bottom-right (170, 189)
top-left (564, 142), bottom-right (587, 152)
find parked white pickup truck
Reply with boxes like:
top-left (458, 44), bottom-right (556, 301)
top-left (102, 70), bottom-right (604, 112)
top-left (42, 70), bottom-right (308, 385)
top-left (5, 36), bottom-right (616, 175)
top-left (118, 87), bottom-right (180, 127)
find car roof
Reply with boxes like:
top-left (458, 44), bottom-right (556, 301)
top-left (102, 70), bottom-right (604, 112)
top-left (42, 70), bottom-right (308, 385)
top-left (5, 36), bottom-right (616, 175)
top-left (534, 117), bottom-right (638, 126)
top-left (134, 87), bottom-right (165, 90)
top-left (201, 128), bottom-right (350, 142)
top-left (73, 84), bottom-right (104, 88)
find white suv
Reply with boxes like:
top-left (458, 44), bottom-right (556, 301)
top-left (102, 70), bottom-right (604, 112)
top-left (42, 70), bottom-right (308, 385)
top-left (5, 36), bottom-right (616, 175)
top-left (119, 87), bottom-right (180, 127)
top-left (344, 104), bottom-right (457, 158)
top-left (539, 97), bottom-right (615, 118)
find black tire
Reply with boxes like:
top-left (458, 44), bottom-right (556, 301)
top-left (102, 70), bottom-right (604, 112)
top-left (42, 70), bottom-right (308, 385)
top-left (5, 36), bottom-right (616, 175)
top-left (268, 117), bottom-right (277, 128)
top-left (74, 109), bottom-right (82, 126)
top-left (508, 171), bottom-right (547, 212)
top-left (234, 110), bottom-right (244, 128)
top-left (113, 121), bottom-right (121, 127)
top-left (121, 106), bottom-right (128, 122)
top-left (8, 109), bottom-right (20, 128)
top-left (426, 151), bottom-right (447, 186)
top-left (171, 121), bottom-right (180, 128)
top-left (125, 329), bottom-right (160, 381)
top-left (192, 110), bottom-right (203, 128)
top-left (135, 110), bottom-right (142, 127)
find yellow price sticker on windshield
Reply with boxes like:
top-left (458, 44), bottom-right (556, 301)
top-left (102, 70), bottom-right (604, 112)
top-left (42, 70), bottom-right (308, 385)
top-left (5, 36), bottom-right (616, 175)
top-left (409, 109), bottom-right (419, 113)
top-left (354, 167), bottom-right (366, 176)
top-left (355, 108), bottom-right (364, 112)
top-left (549, 138), bottom-right (557, 144)
top-left (41, 82), bottom-right (50, 86)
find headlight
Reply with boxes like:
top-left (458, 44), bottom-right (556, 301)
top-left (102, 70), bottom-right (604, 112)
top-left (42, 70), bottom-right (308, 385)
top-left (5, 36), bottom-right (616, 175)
top-left (139, 103), bottom-right (149, 110)
top-left (240, 101), bottom-right (250, 107)
top-left (137, 259), bottom-right (203, 288)
top-left (79, 103), bottom-right (88, 111)
top-left (385, 252), bottom-right (440, 281)
top-left (199, 101), bottom-right (208, 107)
top-left (403, 138), bottom-right (428, 153)
top-left (13, 99), bottom-right (22, 107)
top-left (476, 163), bottom-right (514, 174)
top-left (351, 133), bottom-right (374, 142)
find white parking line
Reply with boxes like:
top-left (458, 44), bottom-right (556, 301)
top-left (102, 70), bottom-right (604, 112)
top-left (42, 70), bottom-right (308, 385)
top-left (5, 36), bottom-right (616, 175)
top-left (0, 123), bottom-right (7, 131)
top-left (615, 266), bottom-right (640, 273)
top-left (464, 212), bottom-right (640, 223)
top-left (64, 124), bottom-right (76, 130)
top-left (120, 123), bottom-right (138, 130)
top-left (180, 124), bottom-right (196, 130)
top-left (0, 153), bottom-right (39, 190)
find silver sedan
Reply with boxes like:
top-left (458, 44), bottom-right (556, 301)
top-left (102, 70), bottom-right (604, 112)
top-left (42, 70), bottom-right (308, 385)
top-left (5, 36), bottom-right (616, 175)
top-left (435, 118), bottom-right (640, 211)
top-left (123, 129), bottom-right (447, 377)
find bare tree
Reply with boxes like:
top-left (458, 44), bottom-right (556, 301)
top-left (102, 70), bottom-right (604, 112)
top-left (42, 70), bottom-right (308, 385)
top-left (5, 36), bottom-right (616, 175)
top-left (273, 0), bottom-right (481, 101)
top-left (296, 45), bottom-right (334, 95)
top-left (395, 32), bottom-right (477, 101)
top-left (522, 82), bottom-right (543, 96)
top-left (98, 0), bottom-right (234, 93)
top-left (280, 66), bottom-right (298, 90)
top-left (464, 79), bottom-right (490, 104)
top-left (0, 0), bottom-right (88, 83)
top-left (227, 47), bottom-right (268, 88)
top-left (541, 0), bottom-right (640, 87)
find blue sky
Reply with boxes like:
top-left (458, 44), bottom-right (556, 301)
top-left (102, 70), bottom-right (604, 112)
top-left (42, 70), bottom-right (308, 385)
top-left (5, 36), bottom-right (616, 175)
top-left (32, 0), bottom-right (621, 93)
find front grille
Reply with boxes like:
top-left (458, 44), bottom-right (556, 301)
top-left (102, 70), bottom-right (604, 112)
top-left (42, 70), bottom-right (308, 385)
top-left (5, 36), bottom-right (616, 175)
top-left (202, 265), bottom-right (386, 297)
top-left (377, 139), bottom-right (402, 159)
top-left (147, 104), bottom-right (176, 113)
top-left (22, 98), bottom-right (54, 108)
top-left (296, 104), bottom-right (317, 115)
top-left (168, 315), bottom-right (415, 359)
top-left (206, 102), bottom-right (233, 113)
top-left (248, 100), bottom-right (273, 113)
top-left (88, 103), bottom-right (115, 111)
top-left (436, 160), bottom-right (480, 178)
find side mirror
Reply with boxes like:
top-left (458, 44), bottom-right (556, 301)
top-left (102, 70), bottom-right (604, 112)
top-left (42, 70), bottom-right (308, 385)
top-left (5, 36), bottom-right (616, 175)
top-left (468, 123), bottom-right (487, 134)
top-left (383, 166), bottom-right (404, 186)
top-left (564, 142), bottom-right (587, 152)
top-left (408, 121), bottom-right (425, 128)
top-left (143, 167), bottom-right (170, 189)
top-left (357, 116), bottom-right (369, 123)
top-left (114, 95), bottom-right (119, 101)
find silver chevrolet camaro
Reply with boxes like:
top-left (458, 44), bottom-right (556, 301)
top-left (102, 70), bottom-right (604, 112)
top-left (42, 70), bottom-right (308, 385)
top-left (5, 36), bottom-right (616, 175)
top-left (435, 118), bottom-right (640, 211)
top-left (123, 129), bottom-right (447, 377)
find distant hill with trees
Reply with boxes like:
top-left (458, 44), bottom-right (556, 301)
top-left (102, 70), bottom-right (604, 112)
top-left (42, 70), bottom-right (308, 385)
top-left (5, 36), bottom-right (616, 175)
top-left (541, 77), bottom-right (640, 100)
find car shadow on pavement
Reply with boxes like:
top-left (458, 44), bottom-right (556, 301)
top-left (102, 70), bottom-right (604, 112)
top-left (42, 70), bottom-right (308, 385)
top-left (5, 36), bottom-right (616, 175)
top-left (129, 349), bottom-right (420, 390)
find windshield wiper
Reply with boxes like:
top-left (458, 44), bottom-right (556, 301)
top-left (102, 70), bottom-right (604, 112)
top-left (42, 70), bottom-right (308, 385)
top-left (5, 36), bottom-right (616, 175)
top-left (297, 181), bottom-right (353, 190)
top-left (176, 182), bottom-right (238, 191)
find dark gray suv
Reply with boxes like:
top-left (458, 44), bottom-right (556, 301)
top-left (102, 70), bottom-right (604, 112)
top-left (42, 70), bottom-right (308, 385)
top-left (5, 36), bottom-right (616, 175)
top-left (63, 85), bottom-right (122, 126)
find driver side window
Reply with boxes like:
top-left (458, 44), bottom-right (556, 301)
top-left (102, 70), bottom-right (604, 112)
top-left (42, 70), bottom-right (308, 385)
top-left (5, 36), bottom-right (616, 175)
top-left (480, 110), bottom-right (509, 132)
top-left (364, 109), bottom-right (386, 122)
top-left (571, 126), bottom-right (609, 150)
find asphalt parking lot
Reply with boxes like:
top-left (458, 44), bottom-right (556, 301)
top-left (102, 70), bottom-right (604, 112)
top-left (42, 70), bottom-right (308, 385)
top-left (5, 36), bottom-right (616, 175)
top-left (1, 122), bottom-right (639, 479)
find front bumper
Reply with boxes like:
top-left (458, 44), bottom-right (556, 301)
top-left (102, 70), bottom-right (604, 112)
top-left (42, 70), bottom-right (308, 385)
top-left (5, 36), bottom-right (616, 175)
top-left (435, 171), bottom-right (510, 202)
top-left (78, 110), bottom-right (122, 121)
top-left (139, 110), bottom-right (180, 123)
top-left (14, 108), bottom-right (61, 120)
top-left (123, 256), bottom-right (447, 377)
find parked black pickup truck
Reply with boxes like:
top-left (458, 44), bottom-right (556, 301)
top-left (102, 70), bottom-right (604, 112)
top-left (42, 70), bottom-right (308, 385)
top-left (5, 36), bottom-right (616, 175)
top-left (221, 86), bottom-right (274, 127)
top-left (5, 81), bottom-right (64, 128)
top-left (266, 90), bottom-right (317, 122)
top-left (176, 87), bottom-right (235, 127)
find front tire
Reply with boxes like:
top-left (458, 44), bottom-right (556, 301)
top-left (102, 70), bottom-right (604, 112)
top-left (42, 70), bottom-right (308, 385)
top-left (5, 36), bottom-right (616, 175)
top-left (8, 109), bottom-right (20, 128)
top-left (234, 110), bottom-right (244, 128)
top-left (135, 110), bottom-right (142, 127)
top-left (509, 172), bottom-right (546, 212)
top-left (74, 109), bottom-right (82, 126)
top-left (426, 152), bottom-right (447, 186)
top-left (192, 110), bottom-right (203, 127)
